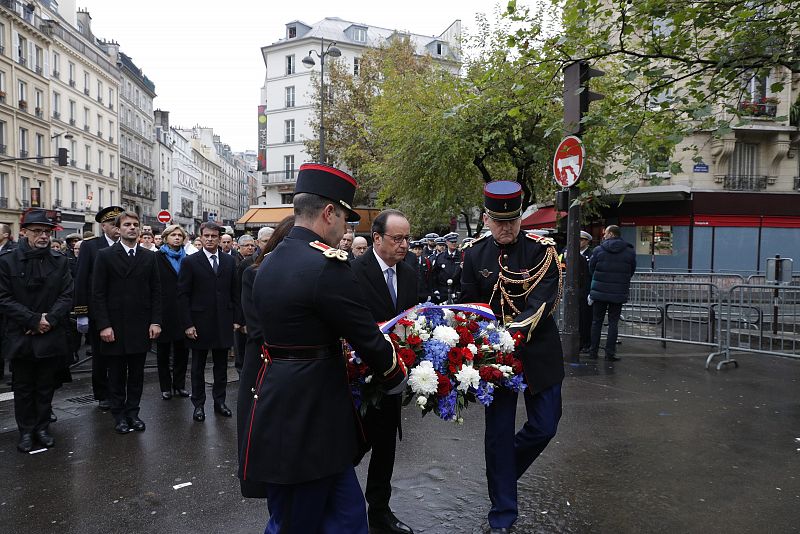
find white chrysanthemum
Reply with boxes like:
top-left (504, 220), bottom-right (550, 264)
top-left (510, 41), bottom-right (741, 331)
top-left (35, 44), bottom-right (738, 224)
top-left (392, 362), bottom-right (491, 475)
top-left (418, 330), bottom-right (431, 341)
top-left (408, 361), bottom-right (438, 396)
top-left (392, 323), bottom-right (407, 341)
top-left (467, 343), bottom-right (478, 355)
top-left (442, 308), bottom-right (455, 323)
top-left (497, 364), bottom-right (513, 377)
top-left (432, 325), bottom-right (460, 347)
top-left (484, 322), bottom-right (496, 331)
top-left (416, 395), bottom-right (427, 408)
top-left (414, 315), bottom-right (427, 330)
top-left (498, 330), bottom-right (516, 353)
top-left (455, 364), bottom-right (481, 392)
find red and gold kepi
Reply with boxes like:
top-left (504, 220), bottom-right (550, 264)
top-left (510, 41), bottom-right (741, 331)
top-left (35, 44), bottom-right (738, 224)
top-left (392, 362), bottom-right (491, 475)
top-left (484, 181), bottom-right (522, 221)
top-left (294, 163), bottom-right (360, 222)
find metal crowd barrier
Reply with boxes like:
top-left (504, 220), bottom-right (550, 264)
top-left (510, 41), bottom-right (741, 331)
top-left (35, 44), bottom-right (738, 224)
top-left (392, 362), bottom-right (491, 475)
top-left (706, 284), bottom-right (800, 370)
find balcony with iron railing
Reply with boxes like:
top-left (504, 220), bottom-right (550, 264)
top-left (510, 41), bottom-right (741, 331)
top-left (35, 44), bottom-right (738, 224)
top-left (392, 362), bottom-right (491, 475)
top-left (724, 175), bottom-right (767, 191)
top-left (262, 169), bottom-right (298, 185)
top-left (53, 199), bottom-right (62, 208)
top-left (21, 200), bottom-right (30, 208)
top-left (0, 197), bottom-right (7, 208)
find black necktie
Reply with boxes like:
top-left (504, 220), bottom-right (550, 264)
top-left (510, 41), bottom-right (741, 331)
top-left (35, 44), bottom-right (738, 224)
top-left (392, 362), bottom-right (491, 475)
top-left (211, 254), bottom-right (219, 274)
top-left (128, 249), bottom-right (135, 259)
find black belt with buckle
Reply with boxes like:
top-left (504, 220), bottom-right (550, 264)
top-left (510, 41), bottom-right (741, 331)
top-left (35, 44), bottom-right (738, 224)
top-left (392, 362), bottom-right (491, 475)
top-left (264, 343), bottom-right (342, 361)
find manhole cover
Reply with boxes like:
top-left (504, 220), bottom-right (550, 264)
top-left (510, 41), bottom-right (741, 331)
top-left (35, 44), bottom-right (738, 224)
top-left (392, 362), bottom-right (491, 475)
top-left (65, 394), bottom-right (96, 405)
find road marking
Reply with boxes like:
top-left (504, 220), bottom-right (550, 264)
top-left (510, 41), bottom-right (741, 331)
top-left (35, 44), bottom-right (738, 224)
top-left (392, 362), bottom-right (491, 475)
top-left (173, 482), bottom-right (192, 490)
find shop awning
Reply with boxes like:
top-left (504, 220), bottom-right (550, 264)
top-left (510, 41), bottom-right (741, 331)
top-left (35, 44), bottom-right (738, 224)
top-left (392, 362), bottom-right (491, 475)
top-left (521, 207), bottom-right (565, 229)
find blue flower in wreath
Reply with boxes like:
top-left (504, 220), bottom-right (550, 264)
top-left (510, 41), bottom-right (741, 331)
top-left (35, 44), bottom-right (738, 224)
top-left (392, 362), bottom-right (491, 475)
top-left (422, 339), bottom-right (450, 374)
top-left (438, 389), bottom-right (458, 421)
top-left (421, 307), bottom-right (447, 328)
top-left (502, 374), bottom-right (526, 393)
top-left (476, 380), bottom-right (495, 407)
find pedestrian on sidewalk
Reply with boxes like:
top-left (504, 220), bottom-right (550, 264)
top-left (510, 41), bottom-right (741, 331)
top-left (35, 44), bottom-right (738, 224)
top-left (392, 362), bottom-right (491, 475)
top-left (588, 225), bottom-right (636, 361)
top-left (91, 211), bottom-right (162, 434)
top-left (0, 210), bottom-right (73, 452)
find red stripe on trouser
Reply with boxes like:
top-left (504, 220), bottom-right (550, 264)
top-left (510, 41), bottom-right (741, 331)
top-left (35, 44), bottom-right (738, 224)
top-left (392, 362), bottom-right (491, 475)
top-left (243, 346), bottom-right (272, 480)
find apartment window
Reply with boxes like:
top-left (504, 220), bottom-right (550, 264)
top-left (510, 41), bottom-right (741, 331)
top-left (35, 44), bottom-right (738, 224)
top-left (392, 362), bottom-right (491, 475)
top-left (729, 142), bottom-right (759, 177)
top-left (109, 154), bottom-right (115, 175)
top-left (18, 80), bottom-right (27, 103)
top-left (286, 55), bottom-right (295, 75)
top-left (70, 140), bottom-right (77, 164)
top-left (36, 134), bottom-right (44, 158)
top-left (53, 92), bottom-right (61, 116)
top-left (84, 108), bottom-right (90, 129)
top-left (283, 155), bottom-right (295, 179)
top-left (353, 27), bottom-right (367, 43)
top-left (68, 62), bottom-right (75, 84)
top-left (109, 190), bottom-right (114, 206)
top-left (98, 187), bottom-right (104, 208)
top-left (0, 23), bottom-right (5, 55)
top-left (85, 185), bottom-right (91, 206)
top-left (21, 177), bottom-right (30, 204)
top-left (18, 127), bottom-right (28, 155)
top-left (436, 43), bottom-right (444, 55)
top-left (0, 173), bottom-right (6, 202)
top-left (52, 51), bottom-right (60, 77)
top-left (285, 86), bottom-right (295, 108)
top-left (98, 149), bottom-right (104, 171)
top-left (35, 89), bottom-right (43, 110)
top-left (97, 80), bottom-right (103, 101)
top-left (70, 181), bottom-right (77, 205)
top-left (109, 120), bottom-right (114, 140)
top-left (69, 100), bottom-right (76, 122)
top-left (284, 119), bottom-right (295, 142)
top-left (287, 25), bottom-right (297, 38)
top-left (0, 71), bottom-right (5, 95)
top-left (280, 193), bottom-right (294, 204)
top-left (97, 114), bottom-right (103, 135)
top-left (85, 145), bottom-right (91, 168)
top-left (0, 121), bottom-right (5, 152)
top-left (17, 34), bottom-right (26, 64)
top-left (34, 46), bottom-right (43, 73)
top-left (84, 71), bottom-right (90, 92)
top-left (108, 87), bottom-right (113, 107)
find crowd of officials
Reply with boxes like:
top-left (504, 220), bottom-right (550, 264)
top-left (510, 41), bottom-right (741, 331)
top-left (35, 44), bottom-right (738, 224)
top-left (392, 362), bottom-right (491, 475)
top-left (0, 161), bottom-right (637, 534)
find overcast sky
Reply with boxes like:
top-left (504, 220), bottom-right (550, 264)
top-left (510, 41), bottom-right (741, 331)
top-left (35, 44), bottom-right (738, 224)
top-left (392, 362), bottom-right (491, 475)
top-left (79, 0), bottom-right (525, 153)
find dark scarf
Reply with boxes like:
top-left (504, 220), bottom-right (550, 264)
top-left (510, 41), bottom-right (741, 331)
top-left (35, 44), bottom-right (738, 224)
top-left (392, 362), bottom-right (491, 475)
top-left (19, 238), bottom-right (56, 288)
top-left (160, 243), bottom-right (185, 274)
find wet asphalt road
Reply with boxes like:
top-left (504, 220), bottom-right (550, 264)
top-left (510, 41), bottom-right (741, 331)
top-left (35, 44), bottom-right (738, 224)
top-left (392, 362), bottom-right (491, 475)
top-left (1, 340), bottom-right (798, 534)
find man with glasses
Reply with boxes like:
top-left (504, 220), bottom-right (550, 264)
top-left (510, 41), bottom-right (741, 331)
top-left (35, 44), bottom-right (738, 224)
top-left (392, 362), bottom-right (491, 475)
top-left (351, 209), bottom-right (417, 534)
top-left (460, 181), bottom-right (563, 534)
top-left (352, 235), bottom-right (368, 258)
top-left (0, 210), bottom-right (73, 452)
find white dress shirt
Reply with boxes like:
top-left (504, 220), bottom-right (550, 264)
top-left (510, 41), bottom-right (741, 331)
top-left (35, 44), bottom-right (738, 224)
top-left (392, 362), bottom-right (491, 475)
top-left (202, 247), bottom-right (221, 270)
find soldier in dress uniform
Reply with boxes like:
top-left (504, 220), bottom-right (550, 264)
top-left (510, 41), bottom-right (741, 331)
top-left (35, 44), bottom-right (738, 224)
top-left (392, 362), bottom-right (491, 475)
top-left (238, 163), bottom-right (408, 534)
top-left (73, 205), bottom-right (123, 411)
top-left (430, 232), bottom-right (462, 303)
top-left (460, 181), bottom-right (564, 534)
top-left (423, 233), bottom-right (438, 259)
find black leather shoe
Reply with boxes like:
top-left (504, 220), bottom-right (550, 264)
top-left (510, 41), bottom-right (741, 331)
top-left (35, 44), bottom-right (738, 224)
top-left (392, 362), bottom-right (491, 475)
top-left (161, 391), bottom-right (172, 400)
top-left (193, 406), bottom-right (205, 422)
top-left (114, 420), bottom-right (131, 434)
top-left (128, 417), bottom-right (146, 432)
top-left (604, 354), bottom-right (621, 361)
top-left (369, 510), bottom-right (414, 534)
top-left (49, 411), bottom-right (58, 422)
top-left (214, 403), bottom-right (232, 417)
top-left (98, 400), bottom-right (111, 411)
top-left (34, 429), bottom-right (55, 448)
top-left (173, 388), bottom-right (190, 398)
top-left (17, 433), bottom-right (33, 453)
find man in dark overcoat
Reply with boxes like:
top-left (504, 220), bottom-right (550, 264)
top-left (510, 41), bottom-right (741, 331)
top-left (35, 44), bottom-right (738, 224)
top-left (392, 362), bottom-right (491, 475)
top-left (238, 163), bottom-right (407, 533)
top-left (73, 205), bottom-right (123, 410)
top-left (0, 210), bottom-right (73, 452)
top-left (177, 221), bottom-right (240, 422)
top-left (351, 209), bottom-right (417, 534)
top-left (91, 211), bottom-right (162, 433)
top-left (460, 181), bottom-right (564, 534)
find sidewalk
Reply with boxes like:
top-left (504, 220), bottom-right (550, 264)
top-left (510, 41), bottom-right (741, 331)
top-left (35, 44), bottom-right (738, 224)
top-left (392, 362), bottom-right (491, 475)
top-left (1, 340), bottom-right (798, 533)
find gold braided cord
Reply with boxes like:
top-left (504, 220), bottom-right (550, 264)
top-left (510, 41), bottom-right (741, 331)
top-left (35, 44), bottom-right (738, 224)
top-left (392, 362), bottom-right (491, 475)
top-left (489, 246), bottom-right (560, 325)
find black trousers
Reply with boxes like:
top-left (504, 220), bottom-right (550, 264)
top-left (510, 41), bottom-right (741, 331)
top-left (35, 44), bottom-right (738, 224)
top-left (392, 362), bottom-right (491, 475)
top-left (363, 393), bottom-right (401, 515)
top-left (234, 331), bottom-right (247, 372)
top-left (12, 357), bottom-right (59, 434)
top-left (190, 348), bottom-right (228, 408)
top-left (579, 292), bottom-right (592, 349)
top-left (107, 353), bottom-right (146, 422)
top-left (90, 323), bottom-right (110, 401)
top-left (590, 301), bottom-right (623, 357)
top-left (156, 339), bottom-right (189, 393)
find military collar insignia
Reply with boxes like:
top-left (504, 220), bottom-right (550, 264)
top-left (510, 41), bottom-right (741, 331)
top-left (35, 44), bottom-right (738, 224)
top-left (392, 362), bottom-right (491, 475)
top-left (309, 240), bottom-right (349, 261)
top-left (525, 233), bottom-right (556, 247)
top-left (479, 269), bottom-right (493, 278)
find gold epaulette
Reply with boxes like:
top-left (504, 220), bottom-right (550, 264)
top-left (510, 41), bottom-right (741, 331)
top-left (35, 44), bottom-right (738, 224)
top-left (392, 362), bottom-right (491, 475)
top-left (309, 240), bottom-right (349, 261)
top-left (462, 233), bottom-right (489, 250)
top-left (525, 233), bottom-right (556, 247)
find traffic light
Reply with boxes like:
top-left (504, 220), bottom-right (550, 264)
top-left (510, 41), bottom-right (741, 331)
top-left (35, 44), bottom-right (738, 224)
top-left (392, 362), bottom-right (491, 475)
top-left (563, 61), bottom-right (605, 135)
top-left (57, 147), bottom-right (69, 166)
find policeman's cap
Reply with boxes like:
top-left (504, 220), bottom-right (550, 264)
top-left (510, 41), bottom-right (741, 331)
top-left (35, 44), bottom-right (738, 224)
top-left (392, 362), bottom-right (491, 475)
top-left (424, 233), bottom-right (439, 240)
top-left (434, 237), bottom-right (445, 244)
top-left (21, 209), bottom-right (57, 228)
top-left (410, 240), bottom-right (423, 249)
top-left (294, 163), bottom-right (360, 222)
top-left (444, 232), bottom-right (459, 243)
top-left (484, 181), bottom-right (522, 221)
top-left (580, 231), bottom-right (592, 240)
top-left (96, 205), bottom-right (124, 223)
top-left (65, 233), bottom-right (82, 241)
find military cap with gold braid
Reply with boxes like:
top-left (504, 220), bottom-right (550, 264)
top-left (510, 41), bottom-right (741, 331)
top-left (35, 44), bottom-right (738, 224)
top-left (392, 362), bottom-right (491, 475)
top-left (484, 181), bottom-right (523, 220)
top-left (95, 205), bottom-right (124, 223)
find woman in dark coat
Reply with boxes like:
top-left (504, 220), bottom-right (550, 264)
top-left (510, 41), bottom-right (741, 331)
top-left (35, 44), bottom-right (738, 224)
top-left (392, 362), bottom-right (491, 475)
top-left (155, 224), bottom-right (190, 399)
top-left (0, 211), bottom-right (73, 452)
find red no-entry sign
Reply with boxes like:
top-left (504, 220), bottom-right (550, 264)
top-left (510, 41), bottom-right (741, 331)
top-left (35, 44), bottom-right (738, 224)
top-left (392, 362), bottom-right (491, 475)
top-left (553, 135), bottom-right (585, 187)
top-left (157, 210), bottom-right (171, 224)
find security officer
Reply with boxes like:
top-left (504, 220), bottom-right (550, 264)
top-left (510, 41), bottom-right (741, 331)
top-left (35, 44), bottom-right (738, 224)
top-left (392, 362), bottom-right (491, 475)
top-left (410, 240), bottom-right (432, 303)
top-left (433, 236), bottom-right (446, 256)
top-left (430, 232), bottom-right (461, 303)
top-left (423, 233), bottom-right (438, 259)
top-left (239, 163), bottom-right (408, 533)
top-left (73, 205), bottom-right (123, 410)
top-left (460, 181), bottom-right (564, 534)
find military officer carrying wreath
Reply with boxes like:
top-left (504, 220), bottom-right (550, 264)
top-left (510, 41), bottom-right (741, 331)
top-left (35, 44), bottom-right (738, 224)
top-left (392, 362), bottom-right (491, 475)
top-left (460, 181), bottom-right (564, 534)
top-left (238, 163), bottom-right (408, 533)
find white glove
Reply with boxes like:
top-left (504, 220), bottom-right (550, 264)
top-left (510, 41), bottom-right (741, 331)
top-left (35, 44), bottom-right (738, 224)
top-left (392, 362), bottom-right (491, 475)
top-left (587, 295), bottom-right (593, 306)
top-left (77, 316), bottom-right (89, 334)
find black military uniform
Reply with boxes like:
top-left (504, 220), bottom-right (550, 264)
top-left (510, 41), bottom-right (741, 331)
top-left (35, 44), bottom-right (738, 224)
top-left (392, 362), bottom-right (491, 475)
top-left (459, 181), bottom-right (564, 533)
top-left (430, 233), bottom-right (462, 303)
top-left (410, 241), bottom-right (432, 303)
top-left (73, 206), bottom-right (123, 409)
top-left (238, 163), bottom-right (407, 533)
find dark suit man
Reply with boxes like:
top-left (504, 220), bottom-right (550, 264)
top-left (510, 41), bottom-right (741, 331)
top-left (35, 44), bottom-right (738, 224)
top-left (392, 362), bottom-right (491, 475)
top-left (351, 209), bottom-right (417, 534)
top-left (91, 211), bottom-right (162, 434)
top-left (177, 221), bottom-right (240, 422)
top-left (73, 206), bottom-right (123, 410)
top-left (0, 222), bottom-right (16, 381)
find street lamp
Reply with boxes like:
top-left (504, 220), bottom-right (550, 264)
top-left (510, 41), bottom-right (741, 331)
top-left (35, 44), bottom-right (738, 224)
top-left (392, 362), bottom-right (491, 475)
top-left (302, 39), bottom-right (341, 163)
